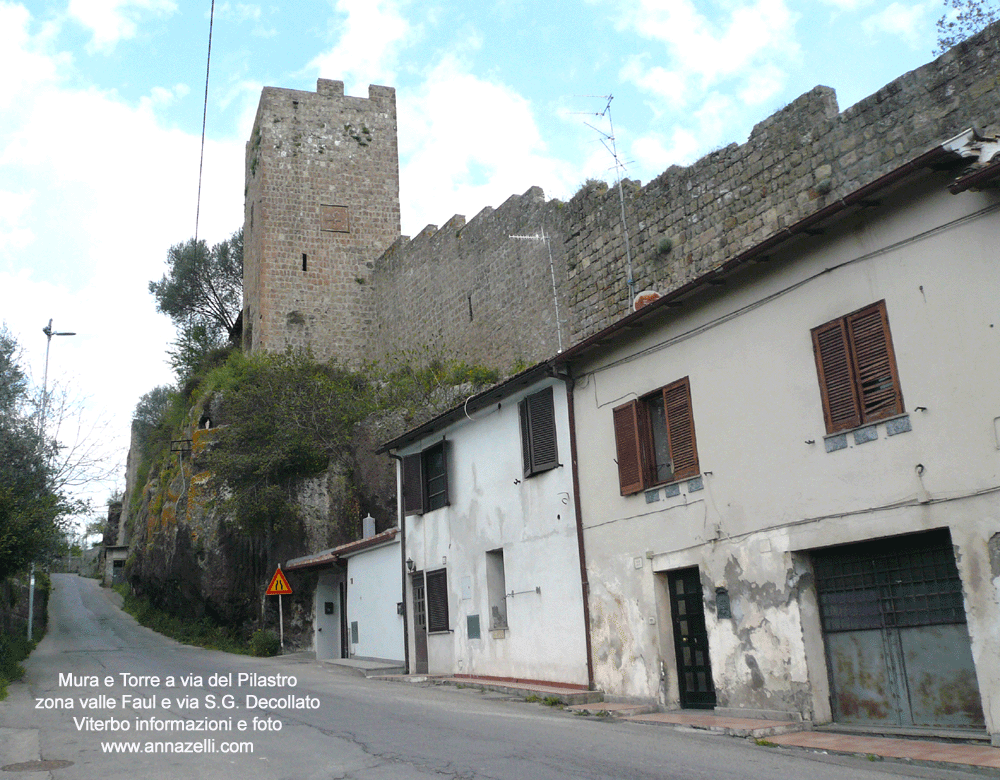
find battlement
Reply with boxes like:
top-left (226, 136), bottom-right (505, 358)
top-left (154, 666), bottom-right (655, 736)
top-left (246, 25), bottom-right (1000, 375)
top-left (368, 24), bottom-right (1000, 366)
top-left (242, 79), bottom-right (401, 365)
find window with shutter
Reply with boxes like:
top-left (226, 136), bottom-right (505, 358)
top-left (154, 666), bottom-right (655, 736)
top-left (402, 453), bottom-right (425, 516)
top-left (612, 377), bottom-right (699, 495)
top-left (425, 568), bottom-right (449, 632)
top-left (519, 386), bottom-right (559, 477)
top-left (401, 443), bottom-right (450, 515)
top-left (812, 301), bottom-right (903, 434)
top-left (613, 401), bottom-right (645, 495)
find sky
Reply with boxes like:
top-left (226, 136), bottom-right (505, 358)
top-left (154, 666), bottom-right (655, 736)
top-left (0, 0), bottom-right (961, 534)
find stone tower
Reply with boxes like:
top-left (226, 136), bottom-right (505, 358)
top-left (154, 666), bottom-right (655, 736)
top-left (242, 79), bottom-right (400, 364)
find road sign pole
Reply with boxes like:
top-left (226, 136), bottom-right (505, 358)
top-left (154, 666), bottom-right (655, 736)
top-left (278, 593), bottom-right (284, 652)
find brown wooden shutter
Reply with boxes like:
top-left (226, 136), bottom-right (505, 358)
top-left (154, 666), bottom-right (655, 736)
top-left (519, 397), bottom-right (532, 477)
top-left (613, 400), bottom-right (645, 495)
top-left (425, 568), bottom-right (449, 632)
top-left (812, 318), bottom-right (862, 433)
top-left (847, 301), bottom-right (903, 422)
top-left (401, 453), bottom-right (425, 515)
top-left (663, 378), bottom-right (699, 480)
top-left (521, 387), bottom-right (558, 476)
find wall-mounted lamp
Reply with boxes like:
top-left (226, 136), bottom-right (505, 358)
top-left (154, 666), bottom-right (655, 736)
top-left (406, 558), bottom-right (415, 573)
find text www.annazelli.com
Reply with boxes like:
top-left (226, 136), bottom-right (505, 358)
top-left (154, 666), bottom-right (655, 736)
top-left (101, 739), bottom-right (254, 754)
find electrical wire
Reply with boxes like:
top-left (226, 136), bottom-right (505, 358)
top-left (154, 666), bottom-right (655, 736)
top-left (194, 0), bottom-right (216, 243)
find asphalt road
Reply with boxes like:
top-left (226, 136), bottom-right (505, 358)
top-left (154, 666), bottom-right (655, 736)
top-left (0, 574), bottom-right (985, 780)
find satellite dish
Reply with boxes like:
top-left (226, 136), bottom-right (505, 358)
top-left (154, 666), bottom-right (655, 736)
top-left (633, 290), bottom-right (661, 311)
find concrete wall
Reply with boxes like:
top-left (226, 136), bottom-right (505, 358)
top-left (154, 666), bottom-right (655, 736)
top-left (400, 377), bottom-right (589, 685)
top-left (345, 540), bottom-right (404, 662)
top-left (243, 79), bottom-right (400, 365)
top-left (570, 171), bottom-right (1000, 735)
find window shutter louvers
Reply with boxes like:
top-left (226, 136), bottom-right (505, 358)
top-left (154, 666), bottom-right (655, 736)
top-left (401, 453), bottom-right (425, 515)
top-left (847, 303), bottom-right (902, 422)
top-left (664, 378), bottom-right (699, 480)
top-left (813, 319), bottom-right (862, 433)
top-left (613, 401), bottom-right (646, 495)
top-left (425, 569), bottom-right (449, 633)
top-left (519, 398), bottom-right (532, 477)
top-left (524, 387), bottom-right (558, 475)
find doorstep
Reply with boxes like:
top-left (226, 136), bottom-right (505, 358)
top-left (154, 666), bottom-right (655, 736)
top-left (622, 710), bottom-right (806, 739)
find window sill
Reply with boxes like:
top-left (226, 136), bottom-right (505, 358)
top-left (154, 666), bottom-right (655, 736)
top-left (427, 629), bottom-right (453, 635)
top-left (643, 475), bottom-right (704, 504)
top-left (823, 413), bottom-right (911, 453)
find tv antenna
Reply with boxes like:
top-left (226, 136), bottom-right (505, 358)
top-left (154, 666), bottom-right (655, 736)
top-left (577, 94), bottom-right (635, 307)
top-left (509, 227), bottom-right (564, 352)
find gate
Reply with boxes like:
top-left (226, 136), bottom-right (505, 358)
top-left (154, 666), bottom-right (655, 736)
top-left (812, 529), bottom-right (984, 729)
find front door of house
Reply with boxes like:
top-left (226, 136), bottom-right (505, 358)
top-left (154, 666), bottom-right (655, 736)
top-left (668, 567), bottom-right (717, 709)
top-left (412, 571), bottom-right (428, 674)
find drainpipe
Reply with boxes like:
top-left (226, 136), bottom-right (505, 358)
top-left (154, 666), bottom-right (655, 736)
top-left (559, 369), bottom-right (596, 690)
top-left (389, 452), bottom-right (410, 674)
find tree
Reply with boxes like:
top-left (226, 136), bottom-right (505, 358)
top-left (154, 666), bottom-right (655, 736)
top-left (936, 0), bottom-right (999, 53)
top-left (149, 228), bottom-right (243, 342)
top-left (0, 329), bottom-right (66, 579)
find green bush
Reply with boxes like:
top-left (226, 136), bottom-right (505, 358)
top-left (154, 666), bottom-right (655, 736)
top-left (0, 631), bottom-right (34, 700)
top-left (249, 629), bottom-right (280, 657)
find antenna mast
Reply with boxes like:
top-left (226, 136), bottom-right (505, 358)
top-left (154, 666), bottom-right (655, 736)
top-left (582, 95), bottom-right (635, 308)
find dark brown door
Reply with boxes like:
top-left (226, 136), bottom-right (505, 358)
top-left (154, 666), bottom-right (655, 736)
top-left (411, 571), bottom-right (428, 674)
top-left (669, 567), bottom-right (716, 709)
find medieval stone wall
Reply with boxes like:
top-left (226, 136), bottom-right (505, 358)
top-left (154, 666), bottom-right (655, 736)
top-left (242, 79), bottom-right (400, 365)
top-left (367, 25), bottom-right (1000, 364)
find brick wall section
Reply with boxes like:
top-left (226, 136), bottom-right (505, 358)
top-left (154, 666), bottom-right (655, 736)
top-left (368, 25), bottom-right (1000, 364)
top-left (243, 79), bottom-right (401, 365)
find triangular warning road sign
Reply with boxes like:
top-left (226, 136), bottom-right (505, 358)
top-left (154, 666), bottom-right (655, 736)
top-left (266, 566), bottom-right (293, 596)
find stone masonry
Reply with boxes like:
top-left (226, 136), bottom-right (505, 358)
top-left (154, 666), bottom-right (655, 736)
top-left (243, 79), bottom-right (400, 365)
top-left (245, 25), bottom-right (1000, 373)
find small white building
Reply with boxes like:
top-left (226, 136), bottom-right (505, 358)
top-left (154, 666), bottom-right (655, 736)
top-left (559, 129), bottom-right (1000, 743)
top-left (286, 525), bottom-right (405, 665)
top-left (382, 366), bottom-right (592, 688)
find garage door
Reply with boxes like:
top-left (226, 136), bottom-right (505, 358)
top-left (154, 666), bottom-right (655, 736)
top-left (812, 529), bottom-right (984, 729)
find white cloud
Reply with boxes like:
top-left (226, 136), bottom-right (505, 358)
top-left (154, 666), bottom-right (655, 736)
top-left (614, 0), bottom-right (798, 109)
top-left (0, 190), bottom-right (35, 252)
top-left (0, 4), bottom-right (242, 515)
top-left (862, 2), bottom-right (934, 45)
top-left (67, 0), bottom-right (177, 52)
top-left (397, 55), bottom-right (577, 235)
top-left (815, 0), bottom-right (873, 8)
top-left (308, 0), bottom-right (410, 94)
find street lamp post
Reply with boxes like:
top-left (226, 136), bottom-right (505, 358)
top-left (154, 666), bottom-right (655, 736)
top-left (29, 319), bottom-right (76, 641)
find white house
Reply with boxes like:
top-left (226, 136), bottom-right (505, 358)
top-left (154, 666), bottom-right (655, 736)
top-left (286, 524), bottom-right (405, 665)
top-left (559, 129), bottom-right (1000, 743)
top-left (382, 366), bottom-right (592, 688)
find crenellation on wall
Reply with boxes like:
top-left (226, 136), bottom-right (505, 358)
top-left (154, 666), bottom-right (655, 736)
top-left (242, 78), bottom-right (401, 365)
top-left (247, 24), bottom-right (1000, 377)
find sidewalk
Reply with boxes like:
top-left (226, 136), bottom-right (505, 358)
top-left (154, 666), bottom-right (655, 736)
top-left (767, 730), bottom-right (1000, 771)
top-left (374, 673), bottom-right (1000, 773)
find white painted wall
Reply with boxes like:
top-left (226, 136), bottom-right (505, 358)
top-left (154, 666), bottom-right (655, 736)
top-left (344, 541), bottom-right (404, 662)
top-left (400, 377), bottom-right (589, 685)
top-left (571, 175), bottom-right (1000, 733)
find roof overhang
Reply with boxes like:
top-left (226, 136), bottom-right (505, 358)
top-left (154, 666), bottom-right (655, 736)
top-left (285, 527), bottom-right (399, 572)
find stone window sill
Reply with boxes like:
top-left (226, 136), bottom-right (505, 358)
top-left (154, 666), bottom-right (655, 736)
top-left (824, 413), bottom-right (911, 453)
top-left (644, 475), bottom-right (704, 504)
